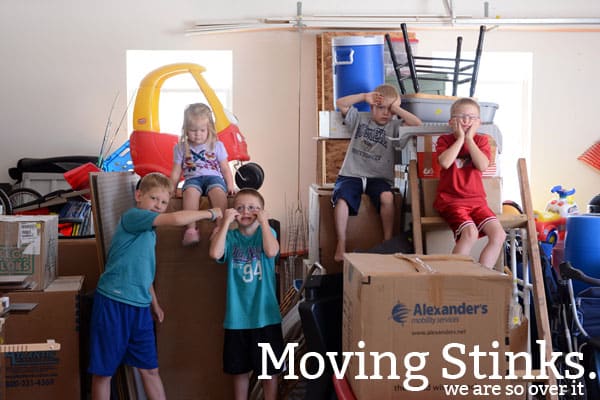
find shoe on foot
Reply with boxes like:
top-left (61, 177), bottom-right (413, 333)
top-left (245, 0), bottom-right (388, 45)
top-left (182, 228), bottom-right (200, 246)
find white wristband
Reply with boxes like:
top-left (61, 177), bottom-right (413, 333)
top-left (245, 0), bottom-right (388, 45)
top-left (208, 208), bottom-right (217, 222)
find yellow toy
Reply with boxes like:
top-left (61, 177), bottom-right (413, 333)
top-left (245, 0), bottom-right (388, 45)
top-left (534, 185), bottom-right (579, 243)
top-left (129, 63), bottom-right (250, 178)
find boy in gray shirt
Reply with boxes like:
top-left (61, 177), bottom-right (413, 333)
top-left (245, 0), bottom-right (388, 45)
top-left (333, 84), bottom-right (421, 261)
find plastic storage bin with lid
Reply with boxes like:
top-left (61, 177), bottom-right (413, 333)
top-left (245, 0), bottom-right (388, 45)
top-left (400, 94), bottom-right (499, 123)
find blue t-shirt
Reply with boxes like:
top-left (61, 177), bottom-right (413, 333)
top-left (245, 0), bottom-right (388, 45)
top-left (96, 207), bottom-right (159, 307)
top-left (218, 226), bottom-right (282, 329)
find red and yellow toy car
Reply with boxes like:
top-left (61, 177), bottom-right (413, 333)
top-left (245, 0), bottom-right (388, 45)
top-left (129, 63), bottom-right (263, 188)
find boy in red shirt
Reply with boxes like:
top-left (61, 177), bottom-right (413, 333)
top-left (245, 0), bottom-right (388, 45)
top-left (434, 98), bottom-right (505, 268)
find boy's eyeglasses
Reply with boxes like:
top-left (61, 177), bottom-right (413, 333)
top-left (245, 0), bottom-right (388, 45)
top-left (235, 205), bottom-right (261, 213)
top-left (452, 114), bottom-right (480, 121)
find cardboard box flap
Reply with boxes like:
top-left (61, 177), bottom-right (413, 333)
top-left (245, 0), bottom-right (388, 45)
top-left (0, 215), bottom-right (58, 223)
top-left (345, 253), bottom-right (509, 279)
top-left (43, 275), bottom-right (84, 292)
top-left (394, 253), bottom-right (475, 273)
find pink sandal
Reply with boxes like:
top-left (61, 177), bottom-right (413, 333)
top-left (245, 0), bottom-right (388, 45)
top-left (182, 228), bottom-right (200, 246)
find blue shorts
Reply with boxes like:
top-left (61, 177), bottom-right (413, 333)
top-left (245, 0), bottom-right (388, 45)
top-left (88, 292), bottom-right (158, 376)
top-left (332, 175), bottom-right (392, 216)
top-left (223, 324), bottom-right (286, 376)
top-left (182, 175), bottom-right (226, 196)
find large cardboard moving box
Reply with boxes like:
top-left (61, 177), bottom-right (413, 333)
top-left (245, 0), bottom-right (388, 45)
top-left (343, 254), bottom-right (511, 399)
top-left (3, 275), bottom-right (83, 400)
top-left (0, 215), bottom-right (58, 291)
top-left (154, 197), bottom-right (232, 399)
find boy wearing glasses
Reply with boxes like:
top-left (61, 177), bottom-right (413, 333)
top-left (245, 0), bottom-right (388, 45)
top-left (434, 97), bottom-right (506, 269)
top-left (333, 84), bottom-right (422, 262)
top-left (209, 188), bottom-right (283, 400)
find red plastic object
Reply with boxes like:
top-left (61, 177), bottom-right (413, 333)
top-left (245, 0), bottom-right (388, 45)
top-left (63, 162), bottom-right (101, 190)
top-left (129, 130), bottom-right (179, 177)
top-left (218, 123), bottom-right (250, 162)
top-left (332, 376), bottom-right (357, 400)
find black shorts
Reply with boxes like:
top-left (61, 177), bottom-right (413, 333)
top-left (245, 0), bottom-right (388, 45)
top-left (223, 323), bottom-right (286, 376)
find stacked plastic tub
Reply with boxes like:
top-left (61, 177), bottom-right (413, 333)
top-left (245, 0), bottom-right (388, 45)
top-left (400, 95), bottom-right (499, 123)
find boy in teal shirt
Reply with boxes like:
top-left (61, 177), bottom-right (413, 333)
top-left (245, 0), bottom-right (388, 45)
top-left (89, 172), bottom-right (222, 400)
top-left (209, 188), bottom-right (283, 400)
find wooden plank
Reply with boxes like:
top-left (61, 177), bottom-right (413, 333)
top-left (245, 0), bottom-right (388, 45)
top-left (316, 34), bottom-right (324, 110)
top-left (517, 158), bottom-right (558, 400)
top-left (409, 159), bottom-right (424, 254)
top-left (321, 31), bottom-right (335, 111)
top-left (0, 341), bottom-right (60, 352)
top-left (315, 138), bottom-right (350, 185)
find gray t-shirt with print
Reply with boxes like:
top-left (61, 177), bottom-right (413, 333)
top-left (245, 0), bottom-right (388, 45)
top-left (338, 107), bottom-right (402, 185)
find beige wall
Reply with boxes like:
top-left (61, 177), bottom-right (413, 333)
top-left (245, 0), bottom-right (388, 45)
top-left (1, 1), bottom-right (599, 252)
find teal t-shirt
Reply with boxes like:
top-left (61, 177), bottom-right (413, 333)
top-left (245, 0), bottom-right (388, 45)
top-left (218, 226), bottom-right (282, 329)
top-left (96, 207), bottom-right (159, 307)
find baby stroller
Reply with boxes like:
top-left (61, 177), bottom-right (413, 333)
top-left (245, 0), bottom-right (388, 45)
top-left (504, 233), bottom-right (591, 399)
top-left (555, 261), bottom-right (600, 399)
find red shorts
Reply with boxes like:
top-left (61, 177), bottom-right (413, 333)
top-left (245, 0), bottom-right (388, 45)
top-left (436, 200), bottom-right (498, 240)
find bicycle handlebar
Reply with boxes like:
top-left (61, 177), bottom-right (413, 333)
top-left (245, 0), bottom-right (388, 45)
top-left (559, 261), bottom-right (600, 287)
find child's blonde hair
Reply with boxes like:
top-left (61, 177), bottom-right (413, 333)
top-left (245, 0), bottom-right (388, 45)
top-left (374, 84), bottom-right (399, 101)
top-left (181, 103), bottom-right (218, 167)
top-left (234, 188), bottom-right (265, 208)
top-left (450, 98), bottom-right (480, 115)
top-left (138, 172), bottom-right (173, 194)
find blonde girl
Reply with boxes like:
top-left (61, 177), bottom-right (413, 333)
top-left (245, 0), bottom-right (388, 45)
top-left (170, 103), bottom-right (235, 246)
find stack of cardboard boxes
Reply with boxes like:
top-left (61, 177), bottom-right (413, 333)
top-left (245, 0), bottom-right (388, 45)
top-left (0, 215), bottom-right (84, 400)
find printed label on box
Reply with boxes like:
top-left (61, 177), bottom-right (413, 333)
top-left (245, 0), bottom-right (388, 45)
top-left (18, 223), bottom-right (40, 255)
top-left (0, 246), bottom-right (34, 275)
top-left (416, 135), bottom-right (440, 178)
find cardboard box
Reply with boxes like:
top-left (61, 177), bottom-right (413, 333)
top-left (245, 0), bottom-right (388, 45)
top-left (415, 134), bottom-right (498, 179)
top-left (0, 215), bottom-right (58, 291)
top-left (343, 254), bottom-right (511, 399)
top-left (3, 275), bottom-right (83, 400)
top-left (58, 237), bottom-right (100, 292)
top-left (308, 185), bottom-right (404, 273)
top-left (154, 197), bottom-right (232, 399)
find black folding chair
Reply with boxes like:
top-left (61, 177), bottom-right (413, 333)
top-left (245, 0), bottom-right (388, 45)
top-left (387, 23), bottom-right (486, 97)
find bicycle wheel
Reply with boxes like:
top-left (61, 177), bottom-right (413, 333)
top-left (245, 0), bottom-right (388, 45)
top-left (8, 187), bottom-right (43, 210)
top-left (0, 189), bottom-right (12, 215)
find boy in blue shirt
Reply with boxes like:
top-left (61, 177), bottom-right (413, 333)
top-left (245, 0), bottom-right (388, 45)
top-left (88, 172), bottom-right (222, 400)
top-left (209, 188), bottom-right (283, 400)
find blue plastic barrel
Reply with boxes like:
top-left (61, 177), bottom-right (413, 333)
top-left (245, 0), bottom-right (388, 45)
top-left (564, 214), bottom-right (600, 294)
top-left (333, 36), bottom-right (384, 112)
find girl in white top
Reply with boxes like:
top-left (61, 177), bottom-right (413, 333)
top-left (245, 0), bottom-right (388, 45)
top-left (170, 103), bottom-right (236, 246)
